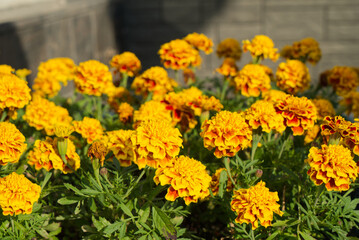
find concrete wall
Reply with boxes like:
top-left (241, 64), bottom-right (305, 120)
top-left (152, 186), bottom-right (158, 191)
top-left (0, 0), bottom-right (358, 83)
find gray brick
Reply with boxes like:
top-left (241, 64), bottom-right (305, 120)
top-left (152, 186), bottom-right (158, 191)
top-left (328, 24), bottom-right (359, 40)
top-left (162, 0), bottom-right (201, 24)
top-left (72, 13), bottom-right (95, 62)
top-left (218, 23), bottom-right (262, 42)
top-left (328, 5), bottom-right (359, 21)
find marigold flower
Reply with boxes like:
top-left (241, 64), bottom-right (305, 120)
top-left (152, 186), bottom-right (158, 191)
top-left (131, 119), bottom-right (183, 169)
top-left (326, 66), bottom-right (359, 96)
top-left (0, 65), bottom-right (14, 74)
top-left (216, 58), bottom-right (238, 77)
top-left (216, 38), bottom-right (241, 60)
top-left (286, 37), bottom-right (322, 65)
top-left (262, 89), bottom-right (289, 103)
top-left (340, 91), bottom-right (359, 118)
top-left (105, 85), bottom-right (132, 111)
top-left (154, 155), bottom-right (211, 205)
top-left (131, 66), bottom-right (177, 100)
top-left (23, 96), bottom-right (72, 136)
top-left (74, 60), bottom-right (113, 96)
top-left (234, 64), bottom-right (271, 97)
top-left (275, 60), bottom-right (310, 94)
top-left (242, 35), bottom-right (279, 62)
top-left (15, 68), bottom-right (31, 80)
top-left (116, 102), bottom-right (133, 124)
top-left (107, 130), bottom-right (135, 167)
top-left (0, 172), bottom-right (41, 216)
top-left (0, 122), bottom-right (27, 166)
top-left (231, 181), bottom-right (283, 230)
top-left (184, 32), bottom-right (213, 54)
top-left (32, 76), bottom-right (62, 98)
top-left (312, 98), bottom-right (335, 120)
top-left (210, 168), bottom-right (234, 196)
top-left (110, 52), bottom-right (141, 77)
top-left (201, 111), bottom-right (252, 158)
top-left (0, 73), bottom-right (31, 110)
top-left (304, 124), bottom-right (320, 144)
top-left (183, 68), bottom-right (196, 84)
top-left (244, 100), bottom-right (286, 133)
top-left (320, 116), bottom-right (351, 137)
top-left (88, 141), bottom-right (109, 166)
top-left (54, 123), bottom-right (74, 138)
top-left (158, 39), bottom-right (201, 70)
top-left (73, 117), bottom-right (104, 144)
top-left (38, 58), bottom-right (76, 85)
top-left (306, 144), bottom-right (358, 191)
top-left (133, 100), bottom-right (172, 129)
top-left (275, 95), bottom-right (317, 135)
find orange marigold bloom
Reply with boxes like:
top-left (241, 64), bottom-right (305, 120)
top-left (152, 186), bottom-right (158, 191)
top-left (133, 100), bottom-right (172, 129)
top-left (131, 66), bottom-right (177, 100)
top-left (154, 155), bottom-right (211, 205)
top-left (117, 102), bottom-right (134, 123)
top-left (244, 100), bottom-right (286, 133)
top-left (276, 60), bottom-right (310, 95)
top-left (304, 124), bottom-right (321, 145)
top-left (74, 60), bottom-right (113, 96)
top-left (262, 89), bottom-right (289, 103)
top-left (284, 37), bottom-right (322, 65)
top-left (234, 64), bottom-right (271, 97)
top-left (320, 116), bottom-right (351, 137)
top-left (158, 39), bottom-right (201, 70)
top-left (340, 91), bottom-right (359, 118)
top-left (0, 172), bottom-right (41, 216)
top-left (107, 130), bottom-right (135, 167)
top-left (210, 168), bottom-right (234, 196)
top-left (0, 73), bottom-right (31, 110)
top-left (23, 96), bottom-right (72, 136)
top-left (216, 57), bottom-right (238, 77)
top-left (201, 111), bottom-right (252, 158)
top-left (0, 64), bottom-right (14, 74)
top-left (275, 95), bottom-right (317, 135)
top-left (242, 35), bottom-right (279, 62)
top-left (184, 32), bottom-right (213, 54)
top-left (131, 119), bottom-right (183, 169)
top-left (110, 52), bottom-right (141, 77)
top-left (0, 122), bottom-right (27, 166)
top-left (312, 98), bottom-right (335, 120)
top-left (216, 38), bottom-right (241, 60)
top-left (73, 117), bottom-right (104, 144)
top-left (306, 144), bottom-right (358, 191)
top-left (231, 181), bottom-right (283, 230)
top-left (326, 66), bottom-right (359, 96)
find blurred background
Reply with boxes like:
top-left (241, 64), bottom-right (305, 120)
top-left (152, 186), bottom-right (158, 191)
top-left (0, 0), bottom-right (358, 84)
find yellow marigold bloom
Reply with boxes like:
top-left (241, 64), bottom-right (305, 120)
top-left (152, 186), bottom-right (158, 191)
top-left (216, 57), bottom-right (238, 77)
top-left (244, 100), bottom-right (286, 133)
top-left (73, 117), bottom-right (104, 144)
top-left (133, 100), bottom-right (172, 129)
top-left (201, 111), bottom-right (252, 158)
top-left (131, 119), bottom-right (183, 169)
top-left (234, 64), bottom-right (271, 97)
top-left (23, 96), bottom-right (72, 136)
top-left (15, 68), bottom-right (31, 80)
top-left (312, 98), bottom-right (335, 120)
top-left (0, 122), bottom-right (27, 166)
top-left (231, 181), bottom-right (283, 230)
top-left (154, 155), bottom-right (211, 205)
top-left (0, 73), bottom-right (31, 110)
top-left (37, 58), bottom-right (76, 85)
top-left (291, 37), bottom-right (321, 65)
top-left (74, 60), bottom-right (113, 96)
top-left (27, 137), bottom-right (80, 173)
top-left (216, 38), bottom-right (241, 60)
top-left (54, 123), bottom-right (74, 138)
top-left (32, 75), bottom-right (62, 98)
top-left (242, 35), bottom-right (279, 62)
top-left (107, 130), bottom-right (135, 167)
top-left (275, 95), bottom-right (317, 136)
top-left (158, 39), bottom-right (201, 70)
top-left (184, 32), bottom-right (213, 54)
top-left (117, 102), bottom-right (134, 123)
top-left (306, 144), bottom-right (358, 191)
top-left (262, 89), bottom-right (289, 103)
top-left (210, 168), bottom-right (234, 196)
top-left (131, 66), bottom-right (177, 100)
top-left (326, 66), bottom-right (359, 96)
top-left (340, 91), bottom-right (359, 118)
top-left (0, 172), bottom-right (41, 216)
top-left (105, 85), bottom-right (132, 111)
top-left (304, 124), bottom-right (320, 144)
top-left (110, 52), bottom-right (141, 77)
top-left (276, 60), bottom-right (310, 94)
top-left (0, 64), bottom-right (15, 74)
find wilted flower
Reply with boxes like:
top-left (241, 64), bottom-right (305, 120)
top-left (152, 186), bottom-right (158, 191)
top-left (183, 68), bottom-right (196, 84)
top-left (184, 32), bottom-right (213, 54)
top-left (242, 35), bottom-right (279, 62)
top-left (234, 64), bottom-right (271, 97)
top-left (107, 130), bottom-right (135, 167)
top-left (231, 181), bottom-right (283, 230)
top-left (0, 172), bottom-right (41, 216)
top-left (131, 119), bottom-right (183, 169)
top-left (306, 144), bottom-right (358, 191)
top-left (210, 168), bottom-right (234, 196)
top-left (216, 38), bottom-right (241, 60)
top-left (312, 98), bottom-right (336, 120)
top-left (154, 155), bottom-right (211, 205)
top-left (88, 141), bottom-right (109, 166)
top-left (275, 60), bottom-right (310, 94)
top-left (201, 111), bottom-right (252, 158)
top-left (110, 52), bottom-right (141, 77)
top-left (340, 91), bottom-right (359, 118)
top-left (275, 95), bottom-right (317, 135)
top-left (216, 58), bottom-right (238, 77)
top-left (117, 102), bottom-right (134, 123)
top-left (0, 73), bottom-right (31, 111)
top-left (133, 100), bottom-right (172, 129)
top-left (326, 66), bottom-right (359, 96)
top-left (73, 117), bottom-right (104, 144)
top-left (0, 122), bottom-right (27, 166)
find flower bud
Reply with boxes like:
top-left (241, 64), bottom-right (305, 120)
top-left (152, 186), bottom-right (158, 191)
top-left (255, 169), bottom-right (263, 178)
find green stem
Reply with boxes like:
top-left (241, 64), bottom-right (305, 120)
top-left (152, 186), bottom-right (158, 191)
top-left (224, 158), bottom-right (237, 189)
top-left (123, 168), bottom-right (146, 198)
top-left (121, 73), bottom-right (128, 88)
top-left (92, 158), bottom-right (102, 190)
top-left (0, 110), bottom-right (7, 122)
top-left (220, 78), bottom-right (229, 102)
top-left (313, 185), bottom-right (325, 212)
top-left (252, 56), bottom-right (261, 64)
top-left (250, 228), bottom-right (255, 240)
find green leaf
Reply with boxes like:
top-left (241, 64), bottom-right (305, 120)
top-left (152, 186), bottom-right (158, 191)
top-left (140, 207), bottom-right (151, 223)
top-left (152, 206), bottom-right (176, 238)
top-left (41, 172), bottom-right (52, 190)
top-left (103, 221), bottom-right (123, 235)
top-left (266, 230), bottom-right (280, 240)
top-left (120, 201), bottom-right (134, 218)
top-left (218, 170), bottom-right (228, 198)
top-left (36, 229), bottom-right (49, 238)
top-left (299, 231), bottom-right (316, 240)
top-left (80, 188), bottom-right (102, 196)
top-left (64, 183), bottom-right (87, 196)
top-left (57, 196), bottom-right (83, 205)
top-left (119, 221), bottom-right (127, 238)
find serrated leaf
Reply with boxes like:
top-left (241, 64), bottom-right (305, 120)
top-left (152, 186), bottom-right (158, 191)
top-left (299, 231), bottom-right (316, 240)
top-left (120, 201), bottom-right (134, 218)
top-left (64, 183), bottom-right (87, 196)
top-left (103, 221), bottom-right (122, 235)
top-left (266, 230), bottom-right (280, 240)
top-left (218, 170), bottom-right (228, 198)
top-left (36, 229), bottom-right (49, 238)
top-left (41, 172), bottom-right (52, 190)
top-left (80, 188), bottom-right (102, 196)
top-left (57, 196), bottom-right (82, 205)
top-left (140, 207), bottom-right (151, 223)
top-left (152, 206), bottom-right (176, 239)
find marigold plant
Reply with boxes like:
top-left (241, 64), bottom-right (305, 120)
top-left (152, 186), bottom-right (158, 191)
top-left (184, 32), bottom-right (213, 54)
top-left (107, 130), bottom-right (135, 167)
top-left (216, 57), bottom-right (238, 77)
top-left (281, 37), bottom-right (321, 65)
top-left (242, 35), bottom-right (279, 62)
top-left (312, 98), bottom-right (336, 120)
top-left (340, 91), bottom-right (359, 118)
top-left (73, 117), bottom-right (104, 144)
top-left (216, 38), bottom-right (242, 60)
top-left (325, 66), bottom-right (359, 96)
top-left (117, 102), bottom-right (134, 124)
top-left (110, 52), bottom-right (141, 77)
top-left (0, 64), bottom-right (14, 74)
top-left (210, 168), bottom-right (234, 196)
top-left (0, 73), bottom-right (31, 111)
top-left (133, 100), bottom-right (172, 129)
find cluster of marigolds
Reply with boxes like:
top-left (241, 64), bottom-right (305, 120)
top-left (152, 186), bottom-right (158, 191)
top-left (0, 32), bottom-right (359, 231)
